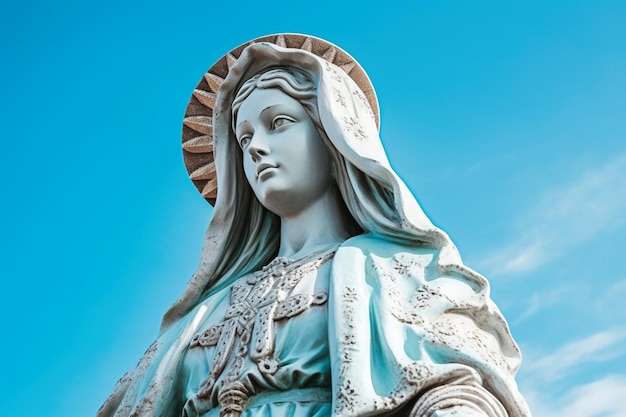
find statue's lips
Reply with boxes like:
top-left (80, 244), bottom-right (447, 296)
top-left (257, 162), bottom-right (278, 179)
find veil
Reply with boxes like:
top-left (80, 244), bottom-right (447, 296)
top-left (163, 40), bottom-right (467, 330)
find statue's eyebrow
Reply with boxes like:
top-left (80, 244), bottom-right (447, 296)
top-left (260, 104), bottom-right (280, 118)
top-left (235, 119), bottom-right (247, 132)
top-left (236, 104), bottom-right (280, 130)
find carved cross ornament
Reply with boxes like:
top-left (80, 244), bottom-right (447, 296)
top-left (189, 249), bottom-right (335, 417)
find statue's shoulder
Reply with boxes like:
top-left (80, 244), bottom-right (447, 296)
top-left (335, 234), bottom-right (487, 310)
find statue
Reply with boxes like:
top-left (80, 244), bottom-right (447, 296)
top-left (98, 34), bottom-right (531, 417)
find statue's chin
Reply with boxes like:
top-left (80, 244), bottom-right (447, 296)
top-left (252, 177), bottom-right (334, 219)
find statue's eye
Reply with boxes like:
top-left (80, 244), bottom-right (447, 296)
top-left (271, 116), bottom-right (295, 130)
top-left (239, 135), bottom-right (251, 149)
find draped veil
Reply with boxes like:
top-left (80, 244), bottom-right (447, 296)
top-left (164, 42), bottom-right (462, 328)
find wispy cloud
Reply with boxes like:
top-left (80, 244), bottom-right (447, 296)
top-left (608, 279), bottom-right (626, 293)
top-left (479, 155), bottom-right (626, 276)
top-left (520, 329), bottom-right (626, 417)
top-left (516, 285), bottom-right (575, 321)
top-left (523, 327), bottom-right (626, 383)
top-left (524, 375), bottom-right (626, 417)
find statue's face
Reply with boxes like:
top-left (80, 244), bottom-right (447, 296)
top-left (235, 87), bottom-right (332, 217)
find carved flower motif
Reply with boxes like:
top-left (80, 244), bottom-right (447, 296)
top-left (342, 332), bottom-right (357, 345)
top-left (403, 364), bottom-right (432, 385)
top-left (257, 357), bottom-right (279, 375)
top-left (343, 116), bottom-right (368, 142)
top-left (335, 89), bottom-right (347, 108)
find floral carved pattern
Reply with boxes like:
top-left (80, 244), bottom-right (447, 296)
top-left (343, 116), bottom-right (368, 143)
top-left (335, 286), bottom-right (359, 415)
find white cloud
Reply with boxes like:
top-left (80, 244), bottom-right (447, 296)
top-left (605, 279), bottom-right (626, 297)
top-left (524, 375), bottom-right (626, 417)
top-left (514, 275), bottom-right (626, 323)
top-left (518, 329), bottom-right (626, 417)
top-left (523, 328), bottom-right (626, 383)
top-left (479, 155), bottom-right (626, 276)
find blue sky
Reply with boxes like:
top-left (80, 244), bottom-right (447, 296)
top-left (1, 1), bottom-right (625, 416)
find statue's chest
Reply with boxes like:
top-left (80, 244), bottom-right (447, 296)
top-left (186, 249), bottom-right (334, 414)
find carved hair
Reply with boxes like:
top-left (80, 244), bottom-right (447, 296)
top-left (232, 67), bottom-right (318, 130)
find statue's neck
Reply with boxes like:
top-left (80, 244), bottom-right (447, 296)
top-left (277, 187), bottom-right (352, 259)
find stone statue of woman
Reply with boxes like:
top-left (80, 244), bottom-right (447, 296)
top-left (98, 34), bottom-right (531, 417)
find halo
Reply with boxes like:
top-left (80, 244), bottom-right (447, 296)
top-left (182, 34), bottom-right (379, 205)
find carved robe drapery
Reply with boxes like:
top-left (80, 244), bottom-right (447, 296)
top-left (98, 234), bottom-right (529, 417)
top-left (328, 234), bottom-right (526, 417)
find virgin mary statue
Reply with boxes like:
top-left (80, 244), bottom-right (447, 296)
top-left (98, 34), bottom-right (531, 417)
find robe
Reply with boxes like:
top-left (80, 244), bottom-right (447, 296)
top-left (97, 234), bottom-right (530, 417)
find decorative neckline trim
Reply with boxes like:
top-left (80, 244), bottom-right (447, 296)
top-left (260, 243), bottom-right (340, 274)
